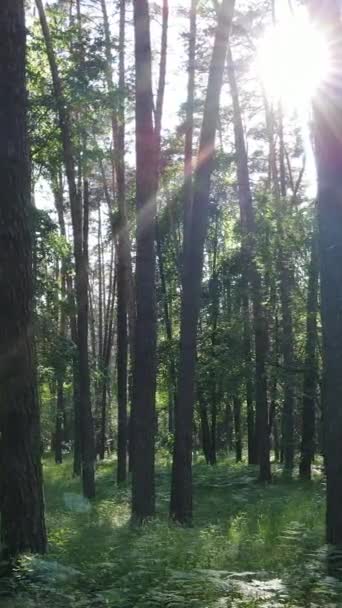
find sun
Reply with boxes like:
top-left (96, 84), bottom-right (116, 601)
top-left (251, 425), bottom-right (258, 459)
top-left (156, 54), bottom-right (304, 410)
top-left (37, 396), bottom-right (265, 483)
top-left (256, 7), bottom-right (329, 111)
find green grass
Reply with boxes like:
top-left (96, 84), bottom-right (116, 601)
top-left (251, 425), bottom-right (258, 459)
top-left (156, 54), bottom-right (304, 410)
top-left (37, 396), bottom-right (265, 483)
top-left (3, 457), bottom-right (342, 607)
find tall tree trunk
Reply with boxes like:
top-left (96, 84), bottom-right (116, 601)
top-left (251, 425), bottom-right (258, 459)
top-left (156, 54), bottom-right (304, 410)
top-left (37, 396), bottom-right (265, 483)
top-left (198, 391), bottom-right (211, 464)
top-left (225, 401), bottom-right (234, 453)
top-left (52, 174), bottom-right (67, 465)
top-left (170, 0), bottom-right (235, 524)
top-left (52, 175), bottom-right (81, 472)
top-left (233, 397), bottom-right (242, 463)
top-left (131, 0), bottom-right (158, 521)
top-left (310, 0), bottom-right (342, 566)
top-left (208, 207), bottom-right (220, 466)
top-left (183, 0), bottom-right (197, 244)
top-left (55, 381), bottom-right (64, 465)
top-left (98, 242), bottom-right (116, 461)
top-left (154, 0), bottom-right (176, 433)
top-left (227, 44), bottom-right (271, 481)
top-left (277, 110), bottom-right (295, 475)
top-left (243, 293), bottom-right (256, 464)
top-left (299, 234), bottom-right (319, 480)
top-left (36, 0), bottom-right (95, 498)
top-left (101, 0), bottom-right (130, 483)
top-left (0, 0), bottom-right (47, 558)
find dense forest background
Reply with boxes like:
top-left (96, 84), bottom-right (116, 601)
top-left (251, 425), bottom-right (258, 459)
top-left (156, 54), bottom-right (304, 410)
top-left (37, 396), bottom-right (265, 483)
top-left (1, 0), bottom-right (342, 606)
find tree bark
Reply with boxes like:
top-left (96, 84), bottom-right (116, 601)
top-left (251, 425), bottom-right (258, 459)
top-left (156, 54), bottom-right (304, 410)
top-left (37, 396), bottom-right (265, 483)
top-left (277, 112), bottom-right (295, 475)
top-left (299, 234), bottom-right (319, 480)
top-left (0, 0), bottom-right (47, 558)
top-left (36, 0), bottom-right (95, 498)
top-left (233, 397), bottom-right (242, 462)
top-left (101, 0), bottom-right (130, 483)
top-left (52, 174), bottom-right (67, 466)
top-left (170, 0), bottom-right (235, 523)
top-left (227, 43), bottom-right (270, 481)
top-left (310, 0), bottom-right (342, 566)
top-left (131, 0), bottom-right (158, 521)
top-left (198, 391), bottom-right (211, 464)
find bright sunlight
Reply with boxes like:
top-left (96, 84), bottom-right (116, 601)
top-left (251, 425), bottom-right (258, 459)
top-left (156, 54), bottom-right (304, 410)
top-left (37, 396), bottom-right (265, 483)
top-left (257, 7), bottom-right (329, 111)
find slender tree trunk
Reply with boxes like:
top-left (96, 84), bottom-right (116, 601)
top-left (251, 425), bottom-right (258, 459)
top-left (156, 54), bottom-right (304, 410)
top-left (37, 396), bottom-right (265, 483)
top-left (0, 0), bottom-right (47, 558)
top-left (131, 0), bottom-right (158, 521)
top-left (36, 0), bottom-right (95, 497)
top-left (242, 292), bottom-right (256, 464)
top-left (55, 381), bottom-right (64, 464)
top-left (183, 0), bottom-right (197, 244)
top-left (98, 242), bottom-right (116, 461)
top-left (227, 44), bottom-right (270, 481)
top-left (52, 175), bottom-right (68, 465)
top-left (299, 234), bottom-right (319, 480)
top-left (52, 176), bottom-right (81, 472)
top-left (198, 391), bottom-right (211, 464)
top-left (170, 0), bottom-right (235, 523)
top-left (101, 0), bottom-right (130, 483)
top-left (310, 2), bottom-right (342, 565)
top-left (233, 397), bottom-right (242, 462)
top-left (278, 114), bottom-right (295, 475)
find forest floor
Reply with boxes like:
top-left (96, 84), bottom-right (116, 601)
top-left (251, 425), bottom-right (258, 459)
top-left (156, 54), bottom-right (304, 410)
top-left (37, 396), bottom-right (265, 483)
top-left (2, 456), bottom-right (342, 607)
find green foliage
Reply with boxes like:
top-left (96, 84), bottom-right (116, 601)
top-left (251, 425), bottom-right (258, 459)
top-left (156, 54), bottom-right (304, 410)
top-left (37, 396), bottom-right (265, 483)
top-left (4, 459), bottom-right (340, 608)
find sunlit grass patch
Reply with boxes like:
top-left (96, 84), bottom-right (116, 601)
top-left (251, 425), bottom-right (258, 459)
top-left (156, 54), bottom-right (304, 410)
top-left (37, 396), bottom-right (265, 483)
top-left (4, 457), bottom-right (339, 607)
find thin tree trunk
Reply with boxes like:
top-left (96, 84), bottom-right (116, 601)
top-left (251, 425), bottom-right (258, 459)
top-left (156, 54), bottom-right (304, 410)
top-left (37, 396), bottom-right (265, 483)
top-left (54, 180), bottom-right (81, 476)
top-left (227, 43), bottom-right (270, 482)
top-left (52, 174), bottom-right (68, 465)
top-left (131, 0), bottom-right (158, 521)
top-left (36, 0), bottom-right (95, 497)
top-left (277, 109), bottom-right (295, 475)
top-left (311, 0), bottom-right (342, 563)
top-left (170, 0), bottom-right (235, 524)
top-left (0, 0), bottom-right (47, 557)
top-left (198, 391), bottom-right (211, 464)
top-left (243, 293), bottom-right (256, 464)
top-left (299, 233), bottom-right (319, 480)
top-left (101, 0), bottom-right (130, 483)
top-left (233, 397), bottom-right (242, 462)
top-left (99, 261), bottom-right (116, 462)
top-left (225, 401), bottom-right (233, 453)
top-left (209, 208), bottom-right (220, 466)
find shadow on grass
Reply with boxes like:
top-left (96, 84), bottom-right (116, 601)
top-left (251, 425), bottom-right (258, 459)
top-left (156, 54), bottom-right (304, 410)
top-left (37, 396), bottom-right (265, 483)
top-left (29, 456), bottom-right (331, 607)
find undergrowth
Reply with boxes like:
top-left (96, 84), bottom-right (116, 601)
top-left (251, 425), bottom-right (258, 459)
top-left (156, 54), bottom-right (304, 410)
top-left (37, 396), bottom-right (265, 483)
top-left (2, 457), bottom-right (341, 607)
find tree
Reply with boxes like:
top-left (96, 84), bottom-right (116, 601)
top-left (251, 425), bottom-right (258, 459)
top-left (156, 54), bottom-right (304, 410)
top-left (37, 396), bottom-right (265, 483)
top-left (170, 0), bottom-right (235, 524)
top-left (101, 0), bottom-right (130, 483)
top-left (310, 0), bottom-right (342, 568)
top-left (227, 43), bottom-right (270, 477)
top-left (299, 231), bottom-right (319, 481)
top-left (0, 0), bottom-right (47, 558)
top-left (35, 0), bottom-right (95, 498)
top-left (131, 0), bottom-right (158, 521)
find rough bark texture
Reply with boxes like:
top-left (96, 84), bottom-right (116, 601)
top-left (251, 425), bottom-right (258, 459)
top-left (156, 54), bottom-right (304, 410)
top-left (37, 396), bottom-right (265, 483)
top-left (227, 44), bottom-right (270, 481)
top-left (36, 0), bottom-right (95, 498)
top-left (170, 0), bottom-right (235, 524)
top-left (131, 0), bottom-right (157, 521)
top-left (299, 234), bottom-right (319, 480)
top-left (0, 0), bottom-right (47, 558)
top-left (310, 0), bottom-right (342, 567)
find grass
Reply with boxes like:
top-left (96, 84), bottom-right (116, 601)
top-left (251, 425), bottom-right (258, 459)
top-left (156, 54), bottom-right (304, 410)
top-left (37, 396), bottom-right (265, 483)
top-left (3, 456), bottom-right (342, 607)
